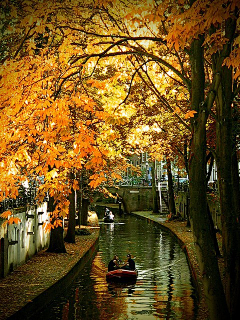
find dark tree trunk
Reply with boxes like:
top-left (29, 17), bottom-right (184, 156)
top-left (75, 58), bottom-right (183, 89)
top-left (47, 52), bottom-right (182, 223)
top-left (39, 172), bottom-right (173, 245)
top-left (206, 202), bottom-right (221, 257)
top-left (166, 159), bottom-right (176, 216)
top-left (81, 197), bottom-right (89, 226)
top-left (64, 172), bottom-right (76, 243)
top-left (76, 171), bottom-right (83, 228)
top-left (215, 16), bottom-right (240, 319)
top-left (47, 225), bottom-right (66, 253)
top-left (184, 139), bottom-right (189, 176)
top-left (151, 162), bottom-right (159, 213)
top-left (230, 143), bottom-right (240, 320)
top-left (188, 31), bottom-right (229, 319)
top-left (47, 195), bottom-right (66, 253)
top-left (206, 153), bottom-right (220, 256)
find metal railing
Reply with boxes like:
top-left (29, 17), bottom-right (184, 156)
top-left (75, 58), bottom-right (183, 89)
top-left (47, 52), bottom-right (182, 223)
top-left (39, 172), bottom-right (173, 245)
top-left (0, 187), bottom-right (38, 213)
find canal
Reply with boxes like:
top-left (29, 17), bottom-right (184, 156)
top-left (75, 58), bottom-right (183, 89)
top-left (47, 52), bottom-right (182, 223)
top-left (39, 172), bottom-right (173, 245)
top-left (34, 214), bottom-right (197, 319)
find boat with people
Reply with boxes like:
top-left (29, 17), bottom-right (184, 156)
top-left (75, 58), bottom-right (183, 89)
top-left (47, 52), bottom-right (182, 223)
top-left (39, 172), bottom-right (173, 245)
top-left (106, 269), bottom-right (138, 282)
top-left (103, 215), bottom-right (114, 223)
top-left (103, 207), bottom-right (114, 223)
top-left (106, 254), bottom-right (137, 282)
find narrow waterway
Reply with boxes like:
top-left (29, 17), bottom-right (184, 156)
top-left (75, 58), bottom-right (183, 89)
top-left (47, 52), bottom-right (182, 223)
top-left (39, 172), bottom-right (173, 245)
top-left (34, 214), bottom-right (197, 319)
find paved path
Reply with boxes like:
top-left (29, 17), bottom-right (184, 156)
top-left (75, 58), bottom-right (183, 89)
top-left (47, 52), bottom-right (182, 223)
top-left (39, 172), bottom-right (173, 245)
top-left (0, 227), bottom-right (99, 320)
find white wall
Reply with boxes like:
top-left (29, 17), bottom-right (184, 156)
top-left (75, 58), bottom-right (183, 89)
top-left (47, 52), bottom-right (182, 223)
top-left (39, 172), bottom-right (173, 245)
top-left (0, 203), bottom-right (50, 276)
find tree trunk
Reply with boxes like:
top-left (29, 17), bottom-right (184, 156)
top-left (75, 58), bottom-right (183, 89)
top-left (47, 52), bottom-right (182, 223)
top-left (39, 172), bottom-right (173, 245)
top-left (215, 16), bottom-right (240, 320)
top-left (76, 171), bottom-right (82, 228)
top-left (189, 32), bottom-right (230, 319)
top-left (81, 197), bottom-right (89, 226)
top-left (64, 172), bottom-right (76, 243)
top-left (47, 224), bottom-right (66, 253)
top-left (166, 159), bottom-right (176, 216)
top-left (47, 195), bottom-right (66, 253)
top-left (230, 143), bottom-right (240, 320)
top-left (151, 162), bottom-right (159, 213)
top-left (206, 202), bottom-right (221, 257)
top-left (184, 139), bottom-right (189, 176)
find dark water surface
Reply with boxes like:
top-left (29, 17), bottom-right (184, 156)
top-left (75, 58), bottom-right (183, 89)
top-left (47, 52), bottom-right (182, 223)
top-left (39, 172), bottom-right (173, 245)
top-left (35, 215), bottom-right (197, 319)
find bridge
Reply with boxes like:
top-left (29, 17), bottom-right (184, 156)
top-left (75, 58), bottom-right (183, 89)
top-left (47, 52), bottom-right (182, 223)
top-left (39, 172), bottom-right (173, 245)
top-left (93, 185), bottom-right (169, 214)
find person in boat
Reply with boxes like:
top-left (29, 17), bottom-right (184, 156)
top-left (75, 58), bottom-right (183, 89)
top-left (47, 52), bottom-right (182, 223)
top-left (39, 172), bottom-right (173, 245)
top-left (105, 207), bottom-right (110, 217)
top-left (108, 255), bottom-right (120, 271)
top-left (122, 254), bottom-right (135, 270)
top-left (109, 210), bottom-right (114, 221)
top-left (104, 207), bottom-right (114, 221)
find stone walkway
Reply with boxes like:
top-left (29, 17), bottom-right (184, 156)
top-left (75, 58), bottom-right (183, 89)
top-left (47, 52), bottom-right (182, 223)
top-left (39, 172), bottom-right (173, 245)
top-left (0, 227), bottom-right (99, 320)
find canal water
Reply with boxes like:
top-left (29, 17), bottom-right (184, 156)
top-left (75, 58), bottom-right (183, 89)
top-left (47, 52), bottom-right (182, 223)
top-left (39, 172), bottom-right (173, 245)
top-left (34, 214), bottom-right (197, 319)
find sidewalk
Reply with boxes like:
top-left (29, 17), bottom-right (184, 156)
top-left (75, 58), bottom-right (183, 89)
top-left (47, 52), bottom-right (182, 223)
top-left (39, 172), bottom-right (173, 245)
top-left (132, 211), bottom-right (211, 320)
top-left (0, 227), bottom-right (99, 320)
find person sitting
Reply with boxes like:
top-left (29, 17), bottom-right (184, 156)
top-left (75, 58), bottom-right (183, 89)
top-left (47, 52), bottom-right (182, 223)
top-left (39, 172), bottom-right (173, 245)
top-left (109, 211), bottom-right (114, 220)
top-left (122, 254), bottom-right (135, 270)
top-left (105, 208), bottom-right (110, 216)
top-left (108, 255), bottom-right (120, 271)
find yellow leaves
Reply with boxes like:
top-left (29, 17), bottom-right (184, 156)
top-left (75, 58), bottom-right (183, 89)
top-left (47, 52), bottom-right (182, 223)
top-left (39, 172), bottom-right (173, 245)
top-left (89, 174), bottom-right (107, 189)
top-left (0, 210), bottom-right (12, 219)
top-left (43, 222), bottom-right (52, 233)
top-left (184, 110), bottom-right (197, 119)
top-left (174, 106), bottom-right (181, 114)
top-left (27, 39), bottom-right (37, 51)
top-left (28, 136), bottom-right (35, 143)
top-left (85, 155), bottom-right (104, 169)
top-left (61, 135), bottom-right (72, 142)
top-left (0, 211), bottom-right (21, 227)
top-left (8, 217), bottom-right (21, 225)
top-left (111, 172), bottom-right (122, 180)
top-left (106, 115), bottom-right (129, 125)
top-left (223, 45), bottom-right (240, 80)
top-left (35, 165), bottom-right (43, 174)
top-left (72, 179), bottom-right (79, 191)
top-left (72, 95), bottom-right (96, 112)
top-left (94, 0), bottom-right (113, 8)
top-left (86, 79), bottom-right (106, 90)
top-left (44, 217), bottom-right (63, 232)
top-left (46, 169), bottom-right (58, 180)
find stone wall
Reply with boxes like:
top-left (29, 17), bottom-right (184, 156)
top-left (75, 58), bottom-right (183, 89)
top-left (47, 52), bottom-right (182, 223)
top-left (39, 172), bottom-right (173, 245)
top-left (101, 186), bottom-right (154, 213)
top-left (0, 203), bottom-right (49, 277)
top-left (95, 186), bottom-right (169, 213)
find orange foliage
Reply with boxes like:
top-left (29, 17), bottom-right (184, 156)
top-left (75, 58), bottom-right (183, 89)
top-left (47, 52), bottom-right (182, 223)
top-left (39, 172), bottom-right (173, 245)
top-left (0, 0), bottom-right (239, 228)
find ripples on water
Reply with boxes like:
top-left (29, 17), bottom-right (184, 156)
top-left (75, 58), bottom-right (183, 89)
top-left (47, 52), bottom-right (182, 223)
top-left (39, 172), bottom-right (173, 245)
top-left (34, 215), bottom-right (197, 320)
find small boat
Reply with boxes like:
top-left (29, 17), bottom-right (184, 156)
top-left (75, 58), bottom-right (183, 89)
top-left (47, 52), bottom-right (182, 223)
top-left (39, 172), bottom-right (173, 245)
top-left (106, 269), bottom-right (138, 282)
top-left (103, 216), bottom-right (114, 223)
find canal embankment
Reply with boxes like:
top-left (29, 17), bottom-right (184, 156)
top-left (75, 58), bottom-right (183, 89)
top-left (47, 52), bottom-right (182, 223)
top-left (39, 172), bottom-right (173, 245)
top-left (0, 210), bottom-right (221, 320)
top-left (0, 226), bottom-right (99, 320)
top-left (132, 211), bottom-right (217, 320)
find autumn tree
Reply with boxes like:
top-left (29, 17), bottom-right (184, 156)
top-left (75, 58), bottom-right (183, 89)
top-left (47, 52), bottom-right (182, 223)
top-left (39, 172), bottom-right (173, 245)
top-left (54, 0), bottom-right (239, 318)
top-left (0, 0), bottom-right (129, 250)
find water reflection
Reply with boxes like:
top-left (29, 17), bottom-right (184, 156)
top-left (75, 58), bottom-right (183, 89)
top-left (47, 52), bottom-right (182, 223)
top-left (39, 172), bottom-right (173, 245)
top-left (34, 215), bottom-right (197, 320)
